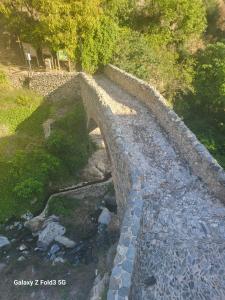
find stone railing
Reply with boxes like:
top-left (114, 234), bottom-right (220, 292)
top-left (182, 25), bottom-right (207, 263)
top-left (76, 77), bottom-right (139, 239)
top-left (79, 72), bottom-right (145, 299)
top-left (105, 64), bottom-right (225, 203)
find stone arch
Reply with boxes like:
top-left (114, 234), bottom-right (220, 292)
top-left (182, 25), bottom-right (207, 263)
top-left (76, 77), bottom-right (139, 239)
top-left (87, 116), bottom-right (112, 170)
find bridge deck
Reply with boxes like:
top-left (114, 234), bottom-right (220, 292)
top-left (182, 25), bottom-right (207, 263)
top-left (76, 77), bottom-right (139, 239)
top-left (95, 75), bottom-right (225, 299)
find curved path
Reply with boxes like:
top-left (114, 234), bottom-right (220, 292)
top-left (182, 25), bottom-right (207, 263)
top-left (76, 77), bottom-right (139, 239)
top-left (79, 66), bottom-right (225, 299)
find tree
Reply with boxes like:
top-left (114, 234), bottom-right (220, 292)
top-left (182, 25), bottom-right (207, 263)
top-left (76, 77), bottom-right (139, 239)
top-left (134, 0), bottom-right (207, 47)
top-left (81, 15), bottom-right (118, 73)
top-left (102, 0), bottom-right (135, 24)
top-left (0, 0), bottom-right (103, 63)
top-left (193, 42), bottom-right (225, 114)
top-left (112, 27), bottom-right (195, 100)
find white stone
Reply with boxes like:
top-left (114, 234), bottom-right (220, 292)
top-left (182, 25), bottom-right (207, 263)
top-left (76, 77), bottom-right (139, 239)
top-left (38, 222), bottom-right (65, 246)
top-left (24, 215), bottom-right (45, 233)
top-left (54, 235), bottom-right (76, 248)
top-left (0, 236), bottom-right (10, 248)
top-left (42, 118), bottom-right (54, 139)
top-left (19, 244), bottom-right (27, 251)
top-left (53, 257), bottom-right (65, 264)
top-left (18, 256), bottom-right (25, 262)
top-left (21, 211), bottom-right (33, 221)
top-left (89, 273), bottom-right (109, 300)
top-left (98, 208), bottom-right (112, 225)
top-left (0, 263), bottom-right (6, 273)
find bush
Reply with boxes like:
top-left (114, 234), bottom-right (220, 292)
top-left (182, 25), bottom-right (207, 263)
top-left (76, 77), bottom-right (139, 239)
top-left (81, 16), bottom-right (118, 73)
top-left (46, 103), bottom-right (93, 174)
top-left (10, 150), bottom-right (60, 212)
top-left (112, 28), bottom-right (195, 100)
top-left (48, 196), bottom-right (81, 218)
top-left (134, 0), bottom-right (206, 46)
top-left (14, 178), bottom-right (44, 202)
top-left (0, 69), bottom-right (8, 85)
top-left (193, 42), bottom-right (225, 115)
top-left (16, 94), bottom-right (33, 106)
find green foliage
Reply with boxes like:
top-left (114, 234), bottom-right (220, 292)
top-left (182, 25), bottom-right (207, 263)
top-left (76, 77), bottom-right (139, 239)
top-left (48, 196), bottom-right (81, 218)
top-left (112, 28), bottom-right (195, 100)
top-left (0, 87), bottom-right (43, 134)
top-left (81, 15), bottom-right (118, 73)
top-left (174, 42), bottom-right (225, 170)
top-left (102, 0), bottom-right (135, 24)
top-left (193, 42), bottom-right (225, 114)
top-left (174, 111), bottom-right (225, 169)
top-left (0, 0), bottom-right (102, 60)
top-left (8, 150), bottom-right (60, 213)
top-left (135, 0), bottom-right (207, 46)
top-left (13, 179), bottom-right (44, 202)
top-left (203, 0), bottom-right (224, 39)
top-left (0, 68), bottom-right (8, 85)
top-left (46, 103), bottom-right (94, 173)
top-left (0, 80), bottom-right (92, 222)
top-left (1, 0), bottom-right (118, 68)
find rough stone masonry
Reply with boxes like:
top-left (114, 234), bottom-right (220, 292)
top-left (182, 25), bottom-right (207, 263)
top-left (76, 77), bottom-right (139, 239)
top-left (14, 66), bottom-right (225, 299)
top-left (79, 65), bottom-right (225, 300)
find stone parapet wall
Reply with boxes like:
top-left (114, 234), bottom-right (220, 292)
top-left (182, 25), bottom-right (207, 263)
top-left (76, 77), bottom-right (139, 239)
top-left (8, 71), bottom-right (80, 98)
top-left (29, 72), bottom-right (80, 98)
top-left (105, 64), bottom-right (225, 203)
top-left (79, 73), bottom-right (145, 299)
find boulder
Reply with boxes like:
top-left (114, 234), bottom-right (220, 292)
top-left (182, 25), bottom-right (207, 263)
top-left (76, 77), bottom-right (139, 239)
top-left (18, 256), bottom-right (25, 262)
top-left (19, 244), bottom-right (27, 251)
top-left (0, 236), bottom-right (10, 248)
top-left (0, 263), bottom-right (6, 273)
top-left (38, 222), bottom-right (65, 247)
top-left (25, 215), bottom-right (59, 235)
top-left (49, 244), bottom-right (60, 256)
top-left (24, 215), bottom-right (45, 234)
top-left (54, 235), bottom-right (76, 248)
top-left (89, 273), bottom-right (109, 300)
top-left (108, 213), bottom-right (120, 234)
top-left (98, 208), bottom-right (111, 225)
top-left (53, 257), bottom-right (65, 264)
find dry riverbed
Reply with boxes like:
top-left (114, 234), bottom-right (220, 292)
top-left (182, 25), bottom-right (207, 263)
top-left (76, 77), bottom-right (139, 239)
top-left (0, 179), bottom-right (119, 300)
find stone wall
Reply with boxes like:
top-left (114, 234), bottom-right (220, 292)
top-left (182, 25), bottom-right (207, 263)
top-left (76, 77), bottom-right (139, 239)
top-left (105, 64), bottom-right (225, 203)
top-left (79, 73), bottom-right (145, 299)
top-left (8, 71), bottom-right (80, 98)
top-left (8, 66), bottom-right (224, 299)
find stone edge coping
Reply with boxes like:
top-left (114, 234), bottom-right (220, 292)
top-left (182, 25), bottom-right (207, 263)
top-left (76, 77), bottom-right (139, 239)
top-left (30, 72), bottom-right (77, 77)
top-left (79, 72), bottom-right (145, 299)
top-left (104, 64), bottom-right (225, 203)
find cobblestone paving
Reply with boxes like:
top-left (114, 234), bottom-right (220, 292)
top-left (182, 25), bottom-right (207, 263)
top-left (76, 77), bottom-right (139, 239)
top-left (95, 75), bottom-right (225, 300)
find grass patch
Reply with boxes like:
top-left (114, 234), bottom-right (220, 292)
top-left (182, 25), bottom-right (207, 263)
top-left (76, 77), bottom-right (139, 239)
top-left (174, 98), bottom-right (225, 170)
top-left (48, 196), bottom-right (82, 217)
top-left (0, 88), bottom-right (43, 135)
top-left (183, 114), bottom-right (225, 169)
top-left (0, 71), bottom-right (93, 223)
top-left (47, 194), bottom-right (100, 240)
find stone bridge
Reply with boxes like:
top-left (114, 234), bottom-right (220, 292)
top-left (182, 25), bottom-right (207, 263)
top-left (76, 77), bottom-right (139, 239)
top-left (78, 65), bottom-right (225, 300)
top-left (25, 66), bottom-right (225, 299)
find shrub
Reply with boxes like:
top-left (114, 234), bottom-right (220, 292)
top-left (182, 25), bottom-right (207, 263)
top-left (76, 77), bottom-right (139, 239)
top-left (14, 178), bottom-right (44, 202)
top-left (0, 69), bottom-right (8, 85)
top-left (16, 94), bottom-right (33, 106)
top-left (48, 196), bottom-right (81, 217)
top-left (10, 150), bottom-right (60, 208)
top-left (134, 0), bottom-right (206, 46)
top-left (112, 28), bottom-right (195, 100)
top-left (193, 42), bottom-right (225, 115)
top-left (81, 15), bottom-right (118, 73)
top-left (46, 103), bottom-right (93, 174)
